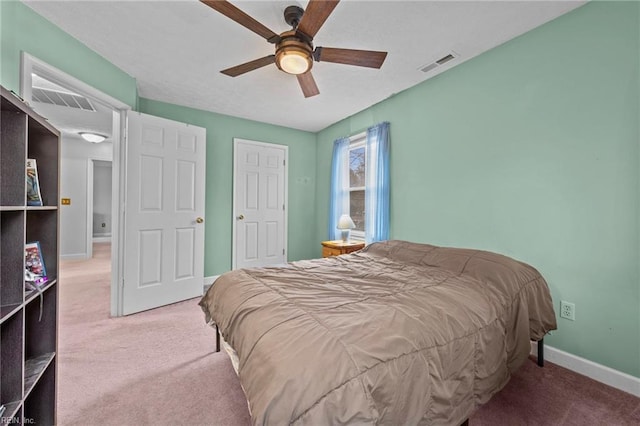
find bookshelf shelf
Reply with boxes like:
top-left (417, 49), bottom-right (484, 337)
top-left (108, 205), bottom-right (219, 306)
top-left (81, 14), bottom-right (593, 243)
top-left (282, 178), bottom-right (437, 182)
top-left (24, 279), bottom-right (57, 305)
top-left (0, 303), bottom-right (21, 324)
top-left (25, 206), bottom-right (58, 211)
top-left (24, 352), bottom-right (56, 399)
top-left (0, 85), bottom-right (59, 425)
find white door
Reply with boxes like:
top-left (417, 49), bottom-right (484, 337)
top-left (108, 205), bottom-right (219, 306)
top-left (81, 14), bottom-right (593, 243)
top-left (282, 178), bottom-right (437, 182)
top-left (122, 112), bottom-right (206, 315)
top-left (234, 139), bottom-right (287, 269)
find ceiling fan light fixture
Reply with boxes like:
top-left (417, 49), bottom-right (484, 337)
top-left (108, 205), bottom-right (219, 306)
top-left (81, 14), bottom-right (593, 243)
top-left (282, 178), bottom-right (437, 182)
top-left (277, 48), bottom-right (312, 75)
top-left (79, 132), bottom-right (107, 143)
top-left (275, 32), bottom-right (313, 75)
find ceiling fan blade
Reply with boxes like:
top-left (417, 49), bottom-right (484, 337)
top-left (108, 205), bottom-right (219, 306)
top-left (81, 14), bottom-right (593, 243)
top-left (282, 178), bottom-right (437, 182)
top-left (221, 55), bottom-right (275, 77)
top-left (296, 0), bottom-right (340, 39)
top-left (314, 47), bottom-right (387, 69)
top-left (297, 72), bottom-right (320, 98)
top-left (200, 0), bottom-right (280, 43)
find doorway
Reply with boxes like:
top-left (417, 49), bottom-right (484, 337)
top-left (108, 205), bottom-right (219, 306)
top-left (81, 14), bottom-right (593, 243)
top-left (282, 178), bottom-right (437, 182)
top-left (21, 53), bottom-right (130, 316)
top-left (21, 54), bottom-right (207, 316)
top-left (88, 159), bottom-right (113, 260)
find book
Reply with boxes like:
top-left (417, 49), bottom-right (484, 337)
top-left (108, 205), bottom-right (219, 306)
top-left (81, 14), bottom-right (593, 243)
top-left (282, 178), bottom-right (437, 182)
top-left (26, 158), bottom-right (43, 206)
top-left (25, 241), bottom-right (47, 285)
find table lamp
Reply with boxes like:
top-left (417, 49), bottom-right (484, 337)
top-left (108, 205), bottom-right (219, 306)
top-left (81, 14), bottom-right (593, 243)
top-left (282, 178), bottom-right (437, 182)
top-left (337, 214), bottom-right (356, 242)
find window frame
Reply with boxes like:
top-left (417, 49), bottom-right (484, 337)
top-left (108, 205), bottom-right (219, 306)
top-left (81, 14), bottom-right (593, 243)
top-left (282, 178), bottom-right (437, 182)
top-left (345, 132), bottom-right (366, 241)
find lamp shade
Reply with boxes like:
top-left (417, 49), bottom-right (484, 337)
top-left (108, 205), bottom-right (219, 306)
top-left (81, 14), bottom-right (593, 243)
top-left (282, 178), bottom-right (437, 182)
top-left (337, 214), bottom-right (356, 230)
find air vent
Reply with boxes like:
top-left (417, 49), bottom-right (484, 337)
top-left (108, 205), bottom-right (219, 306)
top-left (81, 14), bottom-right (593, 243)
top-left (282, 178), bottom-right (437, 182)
top-left (436, 54), bottom-right (455, 65)
top-left (32, 87), bottom-right (96, 111)
top-left (420, 63), bottom-right (439, 74)
top-left (419, 51), bottom-right (459, 74)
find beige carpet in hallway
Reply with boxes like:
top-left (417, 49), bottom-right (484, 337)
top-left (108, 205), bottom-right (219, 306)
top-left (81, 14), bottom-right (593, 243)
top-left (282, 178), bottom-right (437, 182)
top-left (58, 243), bottom-right (251, 425)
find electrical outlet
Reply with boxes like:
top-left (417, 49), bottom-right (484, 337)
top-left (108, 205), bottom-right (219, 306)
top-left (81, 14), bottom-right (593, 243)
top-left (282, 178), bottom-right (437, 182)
top-left (560, 301), bottom-right (575, 321)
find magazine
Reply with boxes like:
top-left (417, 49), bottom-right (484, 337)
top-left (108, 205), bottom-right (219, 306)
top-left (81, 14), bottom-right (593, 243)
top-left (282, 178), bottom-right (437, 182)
top-left (26, 158), bottom-right (43, 206)
top-left (25, 241), bottom-right (47, 285)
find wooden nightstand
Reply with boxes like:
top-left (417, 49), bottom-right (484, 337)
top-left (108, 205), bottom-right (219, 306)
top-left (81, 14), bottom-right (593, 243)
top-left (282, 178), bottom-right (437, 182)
top-left (321, 240), bottom-right (365, 257)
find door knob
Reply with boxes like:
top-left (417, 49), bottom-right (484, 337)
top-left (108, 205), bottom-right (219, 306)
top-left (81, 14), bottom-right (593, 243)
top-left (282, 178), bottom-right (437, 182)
top-left (196, 217), bottom-right (204, 223)
top-left (237, 214), bottom-right (245, 220)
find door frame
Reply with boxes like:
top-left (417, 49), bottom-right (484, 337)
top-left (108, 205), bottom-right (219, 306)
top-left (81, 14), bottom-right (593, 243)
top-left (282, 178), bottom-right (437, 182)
top-left (232, 138), bottom-right (289, 269)
top-left (86, 158), bottom-right (113, 257)
top-left (21, 53), bottom-right (131, 317)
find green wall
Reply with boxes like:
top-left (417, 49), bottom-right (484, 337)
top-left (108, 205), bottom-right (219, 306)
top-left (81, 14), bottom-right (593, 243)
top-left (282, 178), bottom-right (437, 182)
top-left (0, 1), bottom-right (137, 107)
top-left (316, 1), bottom-right (640, 377)
top-left (139, 99), bottom-right (317, 276)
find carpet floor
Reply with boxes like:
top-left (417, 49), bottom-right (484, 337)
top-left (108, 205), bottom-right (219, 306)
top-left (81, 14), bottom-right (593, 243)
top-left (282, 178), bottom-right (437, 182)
top-left (58, 243), bottom-right (639, 425)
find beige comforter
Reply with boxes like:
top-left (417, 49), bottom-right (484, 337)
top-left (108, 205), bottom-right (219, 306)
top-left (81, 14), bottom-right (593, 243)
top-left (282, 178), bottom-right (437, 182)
top-left (199, 240), bottom-right (557, 425)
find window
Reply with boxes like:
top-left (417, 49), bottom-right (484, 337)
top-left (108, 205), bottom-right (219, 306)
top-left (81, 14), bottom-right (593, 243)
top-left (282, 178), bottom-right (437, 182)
top-left (329, 122), bottom-right (389, 243)
top-left (347, 134), bottom-right (366, 239)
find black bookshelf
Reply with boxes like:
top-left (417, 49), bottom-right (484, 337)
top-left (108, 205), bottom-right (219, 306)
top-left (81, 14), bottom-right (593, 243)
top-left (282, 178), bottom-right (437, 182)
top-left (0, 85), bottom-right (59, 425)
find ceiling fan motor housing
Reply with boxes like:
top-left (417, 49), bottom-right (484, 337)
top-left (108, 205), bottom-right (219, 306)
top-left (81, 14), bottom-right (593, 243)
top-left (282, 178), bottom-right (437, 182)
top-left (284, 5), bottom-right (304, 29)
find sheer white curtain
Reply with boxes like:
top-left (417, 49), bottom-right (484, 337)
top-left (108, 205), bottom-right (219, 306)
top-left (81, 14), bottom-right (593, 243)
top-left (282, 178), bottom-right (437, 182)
top-left (364, 122), bottom-right (390, 243)
top-left (327, 137), bottom-right (350, 240)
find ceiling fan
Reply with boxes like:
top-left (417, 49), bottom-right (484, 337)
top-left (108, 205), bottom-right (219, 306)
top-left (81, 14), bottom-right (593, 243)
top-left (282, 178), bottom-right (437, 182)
top-left (200, 0), bottom-right (388, 98)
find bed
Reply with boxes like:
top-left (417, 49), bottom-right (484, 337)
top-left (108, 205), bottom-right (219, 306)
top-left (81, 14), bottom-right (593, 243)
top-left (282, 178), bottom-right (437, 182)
top-left (199, 240), bottom-right (557, 425)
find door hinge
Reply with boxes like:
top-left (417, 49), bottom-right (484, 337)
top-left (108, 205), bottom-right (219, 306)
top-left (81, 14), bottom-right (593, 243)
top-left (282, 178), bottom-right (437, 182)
top-left (283, 249), bottom-right (285, 255)
top-left (283, 159), bottom-right (285, 166)
top-left (283, 204), bottom-right (285, 211)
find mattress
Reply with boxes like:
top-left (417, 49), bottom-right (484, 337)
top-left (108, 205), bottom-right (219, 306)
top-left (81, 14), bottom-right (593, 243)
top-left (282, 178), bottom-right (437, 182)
top-left (200, 240), bottom-right (557, 425)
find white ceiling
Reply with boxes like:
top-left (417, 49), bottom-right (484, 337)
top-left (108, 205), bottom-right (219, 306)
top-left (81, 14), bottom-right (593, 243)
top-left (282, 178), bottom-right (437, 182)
top-left (23, 0), bottom-right (585, 133)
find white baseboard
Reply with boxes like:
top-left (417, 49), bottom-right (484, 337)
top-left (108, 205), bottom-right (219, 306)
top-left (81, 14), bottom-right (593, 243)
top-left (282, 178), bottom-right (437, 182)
top-left (92, 236), bottom-right (111, 243)
top-left (61, 253), bottom-right (88, 260)
top-left (203, 275), bottom-right (220, 291)
top-left (531, 341), bottom-right (640, 397)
